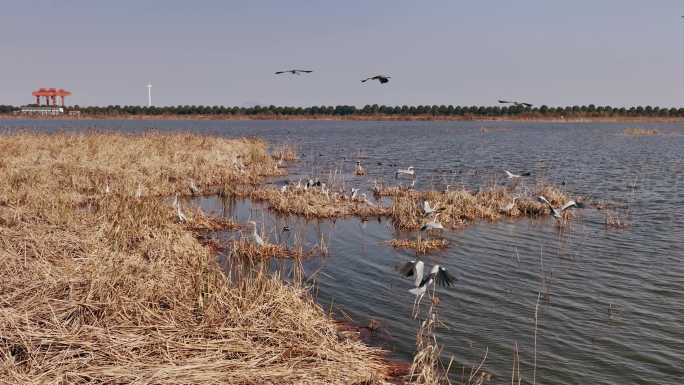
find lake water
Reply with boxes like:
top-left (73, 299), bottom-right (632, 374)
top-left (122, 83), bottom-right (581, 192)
top-left (3, 119), bottom-right (683, 384)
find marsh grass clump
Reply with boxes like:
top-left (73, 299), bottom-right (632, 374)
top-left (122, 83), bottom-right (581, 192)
top-left (623, 127), bottom-right (660, 137)
top-left (388, 238), bottom-right (450, 254)
top-left (251, 187), bottom-right (391, 219)
top-left (604, 209), bottom-right (631, 229)
top-left (0, 132), bottom-right (392, 384)
top-left (389, 183), bottom-right (573, 230)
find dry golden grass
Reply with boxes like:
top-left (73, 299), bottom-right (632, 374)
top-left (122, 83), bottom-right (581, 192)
top-left (390, 183), bottom-right (572, 230)
top-left (623, 127), bottom-right (660, 136)
top-left (250, 187), bottom-right (391, 219)
top-left (388, 238), bottom-right (450, 254)
top-left (0, 132), bottom-right (392, 384)
top-left (604, 209), bottom-right (631, 229)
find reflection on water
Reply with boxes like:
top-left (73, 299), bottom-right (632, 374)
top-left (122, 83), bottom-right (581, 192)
top-left (4, 119), bottom-right (684, 384)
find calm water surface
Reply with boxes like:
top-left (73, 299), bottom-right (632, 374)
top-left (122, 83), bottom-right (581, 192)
top-left (3, 119), bottom-right (683, 384)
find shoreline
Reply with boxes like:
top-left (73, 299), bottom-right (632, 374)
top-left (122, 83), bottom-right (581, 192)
top-left (3, 113), bottom-right (684, 123)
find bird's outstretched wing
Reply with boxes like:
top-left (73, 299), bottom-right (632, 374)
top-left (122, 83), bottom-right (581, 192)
top-left (295, 70), bottom-right (313, 73)
top-left (379, 77), bottom-right (389, 83)
top-left (560, 200), bottom-right (577, 212)
top-left (434, 266), bottom-right (457, 287)
top-left (520, 171), bottom-right (531, 177)
top-left (397, 260), bottom-right (418, 277)
top-left (498, 100), bottom-right (511, 104)
top-left (361, 78), bottom-right (370, 82)
top-left (537, 195), bottom-right (553, 208)
top-left (521, 103), bottom-right (533, 108)
top-left (275, 71), bottom-right (286, 74)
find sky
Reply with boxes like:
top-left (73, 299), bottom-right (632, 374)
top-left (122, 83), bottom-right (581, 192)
top-left (2, 0), bottom-right (684, 107)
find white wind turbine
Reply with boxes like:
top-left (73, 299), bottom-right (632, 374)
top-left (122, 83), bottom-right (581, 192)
top-left (147, 83), bottom-right (152, 107)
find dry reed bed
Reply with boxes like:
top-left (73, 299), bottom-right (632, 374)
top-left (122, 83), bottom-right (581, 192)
top-left (389, 183), bottom-right (573, 230)
top-left (0, 132), bottom-right (391, 384)
top-left (250, 187), bottom-right (391, 219)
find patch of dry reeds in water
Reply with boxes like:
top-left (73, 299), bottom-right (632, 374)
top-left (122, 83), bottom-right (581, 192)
top-left (388, 183), bottom-right (572, 230)
top-left (388, 239), bottom-right (449, 254)
top-left (0, 132), bottom-right (390, 384)
top-left (623, 127), bottom-right (660, 136)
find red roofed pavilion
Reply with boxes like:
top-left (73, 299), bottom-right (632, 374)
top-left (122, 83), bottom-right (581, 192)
top-left (31, 88), bottom-right (72, 106)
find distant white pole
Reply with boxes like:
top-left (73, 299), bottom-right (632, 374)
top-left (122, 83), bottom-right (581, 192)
top-left (147, 83), bottom-right (152, 107)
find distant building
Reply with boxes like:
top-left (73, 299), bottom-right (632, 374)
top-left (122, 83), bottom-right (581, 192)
top-left (18, 87), bottom-right (78, 116)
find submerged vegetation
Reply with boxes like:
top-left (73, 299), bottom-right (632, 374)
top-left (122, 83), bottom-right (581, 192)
top-left (623, 127), bottom-right (660, 136)
top-left (0, 132), bottom-right (392, 384)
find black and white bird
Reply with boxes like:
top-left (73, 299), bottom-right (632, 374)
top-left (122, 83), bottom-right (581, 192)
top-left (275, 69), bottom-right (313, 75)
top-left (504, 170), bottom-right (531, 179)
top-left (420, 213), bottom-right (445, 232)
top-left (498, 100), bottom-right (533, 108)
top-left (398, 260), bottom-right (456, 312)
top-left (537, 196), bottom-right (580, 219)
top-left (395, 166), bottom-right (415, 178)
top-left (361, 75), bottom-right (391, 84)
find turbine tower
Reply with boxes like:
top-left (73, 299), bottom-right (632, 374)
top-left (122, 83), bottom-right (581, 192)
top-left (146, 83), bottom-right (152, 107)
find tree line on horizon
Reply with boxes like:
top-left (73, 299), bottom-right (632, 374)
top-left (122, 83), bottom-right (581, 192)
top-left (3, 103), bottom-right (684, 117)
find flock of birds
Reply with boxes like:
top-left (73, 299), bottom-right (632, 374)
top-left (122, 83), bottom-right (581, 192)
top-left (275, 70), bottom-right (533, 105)
top-left (163, 159), bottom-right (582, 309)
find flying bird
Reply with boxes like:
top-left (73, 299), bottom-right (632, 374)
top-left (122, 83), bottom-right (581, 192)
top-left (275, 69), bottom-right (313, 75)
top-left (537, 196), bottom-right (581, 219)
top-left (498, 100), bottom-right (533, 108)
top-left (395, 166), bottom-right (415, 178)
top-left (399, 262), bottom-right (456, 314)
top-left (361, 75), bottom-right (391, 84)
top-left (504, 170), bottom-right (531, 179)
top-left (397, 260), bottom-right (425, 288)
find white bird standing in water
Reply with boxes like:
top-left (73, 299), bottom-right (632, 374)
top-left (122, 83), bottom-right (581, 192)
top-left (189, 179), bottom-right (201, 196)
top-left (396, 166), bottom-right (415, 178)
top-left (176, 203), bottom-right (188, 223)
top-left (537, 196), bottom-right (579, 219)
top-left (361, 193), bottom-right (376, 207)
top-left (280, 185), bottom-right (287, 193)
top-left (248, 221), bottom-right (265, 246)
top-left (351, 188), bottom-right (360, 200)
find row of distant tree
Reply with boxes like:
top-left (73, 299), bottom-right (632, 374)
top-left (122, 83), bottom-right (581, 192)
top-left (4, 104), bottom-right (684, 117)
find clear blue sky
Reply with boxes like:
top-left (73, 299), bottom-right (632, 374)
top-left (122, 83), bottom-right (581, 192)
top-left (2, 0), bottom-right (684, 107)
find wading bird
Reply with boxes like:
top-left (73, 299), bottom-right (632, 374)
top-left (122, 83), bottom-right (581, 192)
top-left (420, 213), bottom-right (444, 233)
top-left (396, 166), bottom-right (415, 178)
top-left (537, 196), bottom-right (580, 219)
top-left (275, 69), bottom-right (313, 75)
top-left (500, 197), bottom-right (519, 214)
top-left (397, 259), bottom-right (425, 288)
top-left (355, 160), bottom-right (366, 176)
top-left (280, 185), bottom-right (287, 193)
top-left (351, 188), bottom-right (360, 200)
top-left (504, 170), bottom-right (531, 179)
top-left (361, 75), bottom-right (391, 84)
top-left (498, 100), bottom-right (533, 108)
top-left (176, 203), bottom-right (188, 223)
top-left (248, 221), bottom-right (265, 246)
top-left (361, 193), bottom-right (376, 207)
top-left (189, 179), bottom-right (201, 196)
top-left (422, 200), bottom-right (443, 216)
